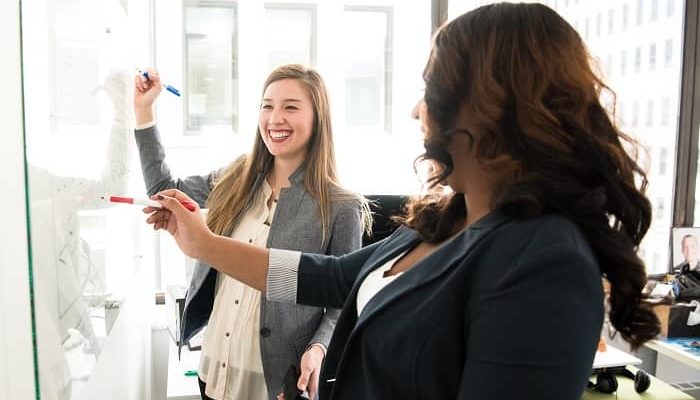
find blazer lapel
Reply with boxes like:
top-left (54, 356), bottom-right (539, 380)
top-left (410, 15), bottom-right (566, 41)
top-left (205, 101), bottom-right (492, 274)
top-left (320, 228), bottom-right (420, 387)
top-left (274, 167), bottom-right (306, 224)
top-left (353, 211), bottom-right (512, 331)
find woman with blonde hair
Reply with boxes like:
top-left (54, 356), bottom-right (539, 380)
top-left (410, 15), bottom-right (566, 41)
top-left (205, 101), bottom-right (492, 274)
top-left (134, 64), bottom-right (368, 400)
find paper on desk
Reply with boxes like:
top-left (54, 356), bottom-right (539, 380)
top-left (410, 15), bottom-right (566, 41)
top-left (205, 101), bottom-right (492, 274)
top-left (650, 283), bottom-right (674, 298)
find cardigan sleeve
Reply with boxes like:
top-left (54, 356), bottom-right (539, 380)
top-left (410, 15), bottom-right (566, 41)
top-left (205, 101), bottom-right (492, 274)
top-left (134, 125), bottom-right (219, 207)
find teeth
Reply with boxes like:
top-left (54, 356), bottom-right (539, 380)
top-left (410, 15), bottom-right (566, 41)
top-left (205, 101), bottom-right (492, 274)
top-left (269, 130), bottom-right (291, 139)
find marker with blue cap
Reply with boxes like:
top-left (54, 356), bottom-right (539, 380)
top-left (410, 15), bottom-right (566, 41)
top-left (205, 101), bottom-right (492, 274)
top-left (137, 69), bottom-right (181, 97)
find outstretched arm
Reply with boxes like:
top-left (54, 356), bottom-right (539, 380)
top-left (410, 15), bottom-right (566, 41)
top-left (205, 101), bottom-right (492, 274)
top-left (145, 189), bottom-right (270, 290)
top-left (146, 189), bottom-right (381, 302)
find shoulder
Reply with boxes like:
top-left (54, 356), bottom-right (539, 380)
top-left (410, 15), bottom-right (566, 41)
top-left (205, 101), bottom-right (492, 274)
top-left (327, 187), bottom-right (365, 213)
top-left (500, 213), bottom-right (589, 250)
top-left (485, 213), bottom-right (599, 276)
top-left (474, 213), bottom-right (603, 302)
top-left (329, 195), bottom-right (365, 234)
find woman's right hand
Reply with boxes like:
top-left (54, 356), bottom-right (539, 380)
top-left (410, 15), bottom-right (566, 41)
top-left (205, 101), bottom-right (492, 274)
top-left (144, 189), bottom-right (213, 260)
top-left (133, 68), bottom-right (163, 124)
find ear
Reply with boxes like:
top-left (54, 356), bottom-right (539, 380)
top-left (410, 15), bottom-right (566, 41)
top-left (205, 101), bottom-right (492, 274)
top-left (446, 129), bottom-right (475, 150)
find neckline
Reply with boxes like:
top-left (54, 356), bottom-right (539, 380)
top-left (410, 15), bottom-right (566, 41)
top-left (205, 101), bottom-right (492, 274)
top-left (381, 250), bottom-right (408, 278)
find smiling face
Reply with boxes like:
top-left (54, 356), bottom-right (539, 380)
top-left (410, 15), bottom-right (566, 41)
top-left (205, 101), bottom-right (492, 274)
top-left (258, 78), bottom-right (315, 165)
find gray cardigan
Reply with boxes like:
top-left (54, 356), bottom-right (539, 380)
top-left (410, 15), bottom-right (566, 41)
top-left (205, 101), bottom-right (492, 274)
top-left (134, 126), bottom-right (363, 398)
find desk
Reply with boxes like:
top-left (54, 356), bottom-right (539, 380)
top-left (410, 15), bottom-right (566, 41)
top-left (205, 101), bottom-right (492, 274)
top-left (166, 341), bottom-right (200, 400)
top-left (582, 345), bottom-right (694, 399)
top-left (582, 366), bottom-right (693, 399)
top-left (592, 345), bottom-right (641, 369)
top-left (645, 339), bottom-right (700, 370)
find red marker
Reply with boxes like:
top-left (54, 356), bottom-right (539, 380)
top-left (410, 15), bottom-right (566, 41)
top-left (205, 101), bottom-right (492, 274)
top-left (103, 195), bottom-right (197, 212)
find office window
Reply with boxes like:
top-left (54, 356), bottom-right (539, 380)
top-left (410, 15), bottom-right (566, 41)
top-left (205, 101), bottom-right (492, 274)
top-left (596, 13), bottom-right (602, 37)
top-left (634, 46), bottom-right (642, 73)
top-left (584, 17), bottom-right (589, 39)
top-left (664, 38), bottom-right (673, 68)
top-left (661, 97), bottom-right (670, 125)
top-left (608, 8), bottom-right (614, 34)
top-left (646, 99), bottom-right (654, 126)
top-left (649, 43), bottom-right (656, 71)
top-left (618, 102), bottom-right (626, 125)
top-left (184, 3), bottom-right (238, 134)
top-left (623, 3), bottom-right (629, 30)
top-left (651, 0), bottom-right (658, 21)
top-left (636, 0), bottom-right (643, 25)
top-left (606, 53), bottom-right (613, 78)
top-left (652, 252), bottom-right (661, 270)
top-left (620, 49), bottom-right (627, 75)
top-left (343, 7), bottom-right (393, 133)
top-left (632, 101), bottom-right (639, 126)
top-left (172, 1), bottom-right (428, 204)
top-left (667, 0), bottom-right (675, 17)
top-left (655, 197), bottom-right (665, 221)
top-left (264, 4), bottom-right (316, 69)
top-left (659, 147), bottom-right (668, 176)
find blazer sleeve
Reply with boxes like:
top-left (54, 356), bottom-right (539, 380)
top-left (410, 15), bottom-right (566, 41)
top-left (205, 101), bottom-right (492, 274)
top-left (309, 201), bottom-right (364, 348)
top-left (267, 236), bottom-right (386, 308)
top-left (457, 241), bottom-right (604, 400)
top-left (134, 125), bottom-right (219, 207)
top-left (296, 237), bottom-right (385, 309)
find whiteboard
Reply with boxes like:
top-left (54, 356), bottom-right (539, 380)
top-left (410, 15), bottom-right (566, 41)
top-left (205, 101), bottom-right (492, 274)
top-left (21, 0), bottom-right (155, 399)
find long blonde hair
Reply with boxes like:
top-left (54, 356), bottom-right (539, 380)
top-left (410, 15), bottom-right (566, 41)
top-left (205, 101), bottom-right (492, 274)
top-left (206, 64), bottom-right (370, 239)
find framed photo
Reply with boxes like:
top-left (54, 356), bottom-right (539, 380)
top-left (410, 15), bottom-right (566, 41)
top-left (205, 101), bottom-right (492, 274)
top-left (671, 227), bottom-right (700, 273)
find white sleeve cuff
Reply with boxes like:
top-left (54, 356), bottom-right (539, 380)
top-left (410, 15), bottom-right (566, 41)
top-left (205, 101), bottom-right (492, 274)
top-left (266, 248), bottom-right (301, 303)
top-left (135, 120), bottom-right (156, 130)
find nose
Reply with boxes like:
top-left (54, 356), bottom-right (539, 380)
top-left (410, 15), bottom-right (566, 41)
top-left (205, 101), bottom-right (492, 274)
top-left (411, 99), bottom-right (423, 120)
top-left (268, 107), bottom-right (285, 124)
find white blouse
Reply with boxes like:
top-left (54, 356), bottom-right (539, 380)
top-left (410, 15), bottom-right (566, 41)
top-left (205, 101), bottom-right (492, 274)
top-left (199, 182), bottom-right (276, 400)
top-left (356, 252), bottom-right (405, 316)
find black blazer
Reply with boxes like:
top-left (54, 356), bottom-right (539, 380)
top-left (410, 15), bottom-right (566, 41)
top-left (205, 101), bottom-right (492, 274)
top-left (296, 211), bottom-right (604, 400)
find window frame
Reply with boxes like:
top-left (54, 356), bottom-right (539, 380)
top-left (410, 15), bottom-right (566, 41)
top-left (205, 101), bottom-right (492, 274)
top-left (673, 0), bottom-right (700, 226)
top-left (343, 5), bottom-right (394, 134)
top-left (182, 1), bottom-right (239, 136)
top-left (263, 2), bottom-right (318, 67)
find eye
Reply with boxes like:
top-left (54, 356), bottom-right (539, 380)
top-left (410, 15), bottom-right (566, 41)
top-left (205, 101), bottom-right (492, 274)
top-left (261, 104), bottom-right (273, 110)
top-left (286, 105), bottom-right (299, 111)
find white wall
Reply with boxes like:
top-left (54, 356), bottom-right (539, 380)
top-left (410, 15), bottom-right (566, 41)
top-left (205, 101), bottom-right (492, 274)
top-left (0, 0), bottom-right (38, 399)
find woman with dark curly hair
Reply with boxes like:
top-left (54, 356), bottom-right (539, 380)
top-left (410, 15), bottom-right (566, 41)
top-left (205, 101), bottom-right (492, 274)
top-left (144, 3), bottom-right (659, 399)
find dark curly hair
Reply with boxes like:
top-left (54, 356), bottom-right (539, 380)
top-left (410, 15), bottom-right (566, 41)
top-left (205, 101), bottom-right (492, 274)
top-left (401, 3), bottom-right (659, 348)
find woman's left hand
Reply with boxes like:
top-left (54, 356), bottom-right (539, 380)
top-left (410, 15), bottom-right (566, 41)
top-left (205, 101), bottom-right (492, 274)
top-left (297, 344), bottom-right (325, 400)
